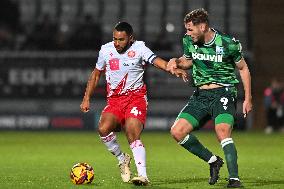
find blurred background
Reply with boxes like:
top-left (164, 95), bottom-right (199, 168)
top-left (0, 0), bottom-right (283, 132)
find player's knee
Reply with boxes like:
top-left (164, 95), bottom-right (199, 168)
top-left (170, 124), bottom-right (189, 142)
top-left (170, 119), bottom-right (194, 141)
top-left (170, 125), bottom-right (176, 138)
top-left (124, 122), bottom-right (143, 143)
top-left (126, 135), bottom-right (138, 144)
top-left (215, 123), bottom-right (231, 141)
top-left (125, 130), bottom-right (140, 143)
top-left (98, 124), bottom-right (112, 136)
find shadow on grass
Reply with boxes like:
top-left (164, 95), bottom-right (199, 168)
top-left (140, 177), bottom-right (208, 189)
top-left (153, 177), bottom-right (206, 185)
top-left (243, 177), bottom-right (284, 187)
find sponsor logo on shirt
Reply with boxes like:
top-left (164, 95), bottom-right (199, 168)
top-left (109, 58), bottom-right (120, 70)
top-left (192, 52), bottom-right (223, 62)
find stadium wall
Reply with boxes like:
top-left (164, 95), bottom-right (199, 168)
top-left (0, 52), bottom-right (249, 130)
top-left (0, 0), bottom-right (254, 130)
top-left (252, 0), bottom-right (284, 129)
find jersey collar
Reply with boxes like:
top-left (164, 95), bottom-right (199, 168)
top-left (204, 28), bottom-right (217, 47)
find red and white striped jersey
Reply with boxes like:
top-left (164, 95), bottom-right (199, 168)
top-left (96, 41), bottom-right (157, 97)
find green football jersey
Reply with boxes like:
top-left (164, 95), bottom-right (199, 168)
top-left (183, 28), bottom-right (243, 87)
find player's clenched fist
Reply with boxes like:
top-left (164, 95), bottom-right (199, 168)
top-left (80, 99), bottom-right (90, 113)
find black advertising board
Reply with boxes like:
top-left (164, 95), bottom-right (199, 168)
top-left (0, 52), bottom-right (106, 98)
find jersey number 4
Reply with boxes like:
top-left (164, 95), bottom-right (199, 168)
top-left (130, 107), bottom-right (142, 116)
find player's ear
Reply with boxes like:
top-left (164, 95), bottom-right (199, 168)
top-left (200, 23), bottom-right (206, 32)
top-left (129, 35), bottom-right (134, 43)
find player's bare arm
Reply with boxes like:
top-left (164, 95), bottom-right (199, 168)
top-left (80, 68), bottom-right (102, 113)
top-left (167, 56), bottom-right (193, 74)
top-left (153, 57), bottom-right (188, 82)
top-left (236, 58), bottom-right (252, 117)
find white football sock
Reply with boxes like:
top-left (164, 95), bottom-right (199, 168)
top-left (208, 155), bottom-right (217, 164)
top-left (130, 140), bottom-right (147, 178)
top-left (100, 132), bottom-right (125, 163)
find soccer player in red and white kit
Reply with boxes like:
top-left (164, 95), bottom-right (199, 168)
top-left (80, 22), bottom-right (187, 186)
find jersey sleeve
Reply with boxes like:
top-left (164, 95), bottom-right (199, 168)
top-left (95, 48), bottom-right (106, 70)
top-left (229, 38), bottom-right (243, 63)
top-left (183, 36), bottom-right (192, 60)
top-left (141, 43), bottom-right (157, 64)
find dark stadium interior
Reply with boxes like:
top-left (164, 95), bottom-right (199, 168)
top-left (0, 0), bottom-right (283, 131)
top-left (1, 1), bottom-right (284, 189)
top-left (0, 0), bottom-right (251, 51)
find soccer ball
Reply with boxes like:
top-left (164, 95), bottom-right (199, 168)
top-left (70, 163), bottom-right (94, 184)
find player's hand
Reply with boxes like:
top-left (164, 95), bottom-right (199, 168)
top-left (243, 99), bottom-right (252, 118)
top-left (166, 58), bottom-right (178, 74)
top-left (173, 69), bottom-right (189, 82)
top-left (80, 98), bottom-right (90, 113)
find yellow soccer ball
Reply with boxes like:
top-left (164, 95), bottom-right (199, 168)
top-left (70, 163), bottom-right (94, 184)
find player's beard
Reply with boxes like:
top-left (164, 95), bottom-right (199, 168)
top-left (119, 46), bottom-right (128, 54)
top-left (116, 47), bottom-right (124, 53)
top-left (193, 34), bottom-right (205, 45)
top-left (118, 41), bottom-right (134, 54)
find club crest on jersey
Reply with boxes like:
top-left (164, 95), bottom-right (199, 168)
top-left (127, 50), bottom-right (136, 58)
top-left (216, 46), bottom-right (224, 55)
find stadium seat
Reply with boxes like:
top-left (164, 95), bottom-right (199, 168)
top-left (122, 0), bottom-right (143, 38)
top-left (208, 0), bottom-right (225, 31)
top-left (101, 0), bottom-right (121, 42)
top-left (229, 0), bottom-right (247, 49)
top-left (18, 0), bottom-right (37, 24)
top-left (60, 0), bottom-right (78, 24)
top-left (40, 0), bottom-right (57, 21)
top-left (164, 0), bottom-right (184, 45)
top-left (186, 0), bottom-right (206, 11)
top-left (82, 0), bottom-right (101, 19)
top-left (144, 0), bottom-right (163, 43)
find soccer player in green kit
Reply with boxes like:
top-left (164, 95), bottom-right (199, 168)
top-left (167, 8), bottom-right (252, 188)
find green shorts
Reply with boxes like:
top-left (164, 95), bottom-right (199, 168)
top-left (177, 86), bottom-right (237, 129)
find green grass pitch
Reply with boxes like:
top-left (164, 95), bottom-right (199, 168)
top-left (0, 131), bottom-right (283, 189)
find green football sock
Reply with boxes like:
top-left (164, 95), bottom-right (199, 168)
top-left (221, 138), bottom-right (239, 178)
top-left (179, 134), bottom-right (213, 162)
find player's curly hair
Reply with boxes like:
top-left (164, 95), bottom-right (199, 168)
top-left (114, 22), bottom-right (133, 36)
top-left (184, 8), bottom-right (209, 25)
